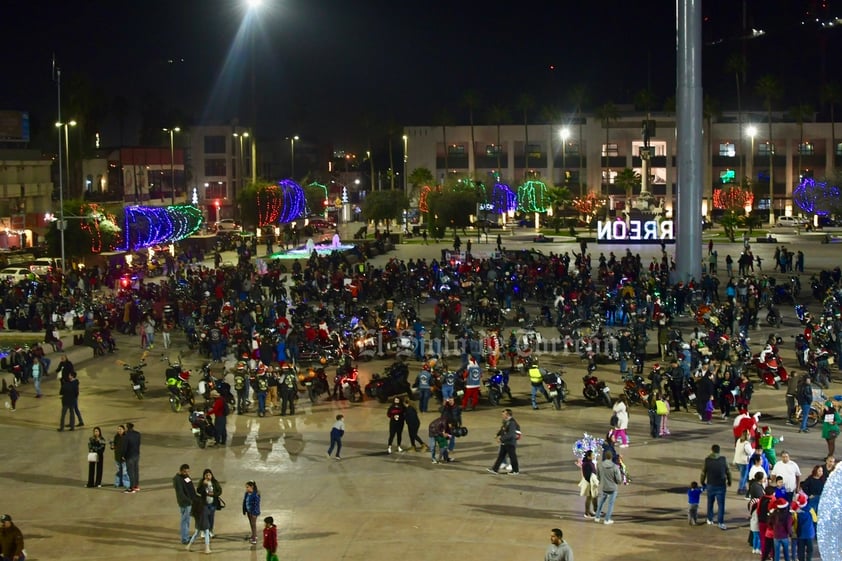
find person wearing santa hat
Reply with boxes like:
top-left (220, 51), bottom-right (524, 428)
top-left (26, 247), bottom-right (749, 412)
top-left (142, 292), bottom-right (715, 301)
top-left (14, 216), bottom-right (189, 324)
top-left (793, 494), bottom-right (816, 561)
top-left (769, 497), bottom-right (793, 561)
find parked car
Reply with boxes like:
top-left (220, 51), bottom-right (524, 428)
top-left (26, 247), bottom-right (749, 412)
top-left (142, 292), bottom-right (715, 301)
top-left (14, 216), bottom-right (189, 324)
top-left (473, 219), bottom-right (502, 229)
top-left (307, 218), bottom-right (336, 231)
top-left (28, 258), bottom-right (53, 276)
top-left (214, 219), bottom-right (242, 232)
top-left (776, 216), bottom-right (803, 228)
top-left (0, 267), bottom-right (34, 283)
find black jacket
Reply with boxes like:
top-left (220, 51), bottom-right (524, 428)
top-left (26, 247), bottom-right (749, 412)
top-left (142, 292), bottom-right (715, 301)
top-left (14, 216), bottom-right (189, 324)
top-left (60, 378), bottom-right (79, 405)
top-left (701, 453), bottom-right (731, 487)
top-left (121, 429), bottom-right (141, 460)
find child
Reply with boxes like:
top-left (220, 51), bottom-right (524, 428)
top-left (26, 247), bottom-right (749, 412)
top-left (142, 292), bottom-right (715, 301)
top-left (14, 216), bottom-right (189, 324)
top-left (8, 383), bottom-right (19, 411)
top-left (186, 494), bottom-right (212, 554)
top-left (794, 495), bottom-right (816, 561)
top-left (758, 426), bottom-right (783, 465)
top-left (773, 476), bottom-right (787, 499)
top-left (243, 481), bottom-right (261, 545)
top-left (748, 497), bottom-right (761, 554)
top-left (657, 394), bottom-right (671, 436)
top-left (435, 433), bottom-right (451, 463)
top-left (263, 516), bottom-right (278, 561)
top-left (327, 414), bottom-right (345, 460)
top-left (703, 396), bottom-right (715, 423)
top-left (687, 481), bottom-right (702, 525)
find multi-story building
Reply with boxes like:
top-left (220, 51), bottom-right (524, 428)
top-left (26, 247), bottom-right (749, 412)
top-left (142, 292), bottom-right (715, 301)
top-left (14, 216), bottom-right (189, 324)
top-left (0, 148), bottom-right (54, 248)
top-left (405, 110), bottom-right (842, 219)
top-left (81, 147), bottom-right (185, 204)
top-left (189, 125), bottom-right (252, 224)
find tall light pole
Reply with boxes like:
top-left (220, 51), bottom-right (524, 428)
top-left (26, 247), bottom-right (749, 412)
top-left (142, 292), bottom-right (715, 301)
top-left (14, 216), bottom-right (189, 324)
top-left (163, 127), bottom-right (180, 205)
top-left (289, 135), bottom-right (299, 178)
top-left (402, 134), bottom-right (408, 197)
top-left (560, 127), bottom-right (571, 186)
top-left (54, 120), bottom-right (75, 274)
top-left (746, 125), bottom-right (757, 191)
top-left (233, 131), bottom-right (249, 218)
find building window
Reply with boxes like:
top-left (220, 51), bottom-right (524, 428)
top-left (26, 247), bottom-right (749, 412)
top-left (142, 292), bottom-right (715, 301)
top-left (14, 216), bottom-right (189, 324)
top-left (836, 142), bottom-right (842, 156)
top-left (602, 143), bottom-right (618, 157)
top-left (447, 144), bottom-right (465, 155)
top-left (205, 182), bottom-right (227, 199)
top-left (486, 145), bottom-right (502, 157)
top-left (204, 135), bottom-right (227, 154)
top-left (720, 169), bottom-right (736, 184)
top-left (204, 158), bottom-right (227, 177)
top-left (602, 169), bottom-right (618, 184)
top-left (798, 142), bottom-right (814, 156)
top-left (758, 142), bottom-right (776, 156)
top-left (526, 144), bottom-right (542, 158)
top-left (564, 141), bottom-right (580, 156)
top-left (718, 143), bottom-right (736, 157)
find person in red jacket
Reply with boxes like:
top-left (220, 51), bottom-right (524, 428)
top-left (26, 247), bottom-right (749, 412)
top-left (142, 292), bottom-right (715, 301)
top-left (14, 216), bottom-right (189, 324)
top-left (208, 391), bottom-right (228, 446)
top-left (263, 516), bottom-right (277, 561)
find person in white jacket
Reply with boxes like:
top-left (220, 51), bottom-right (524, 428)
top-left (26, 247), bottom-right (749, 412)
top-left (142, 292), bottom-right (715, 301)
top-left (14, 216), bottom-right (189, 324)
top-left (612, 397), bottom-right (630, 447)
top-left (733, 429), bottom-right (754, 495)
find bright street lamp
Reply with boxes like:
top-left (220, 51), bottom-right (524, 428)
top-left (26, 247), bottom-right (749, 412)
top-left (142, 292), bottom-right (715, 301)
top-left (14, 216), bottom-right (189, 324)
top-left (54, 119), bottom-right (76, 275)
top-left (402, 135), bottom-right (408, 197)
top-left (560, 127), bottom-right (571, 186)
top-left (163, 127), bottom-right (181, 205)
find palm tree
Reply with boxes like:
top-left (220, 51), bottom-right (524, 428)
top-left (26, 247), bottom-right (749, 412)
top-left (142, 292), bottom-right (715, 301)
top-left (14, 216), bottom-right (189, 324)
top-left (597, 102), bottom-right (619, 195)
top-left (516, 94), bottom-right (535, 177)
top-left (821, 83), bottom-right (842, 174)
top-left (568, 85), bottom-right (588, 196)
top-left (725, 53), bottom-right (747, 181)
top-left (487, 105), bottom-right (509, 173)
top-left (434, 109), bottom-right (453, 182)
top-left (756, 75), bottom-right (781, 225)
top-left (703, 95), bottom-right (721, 211)
top-left (614, 168), bottom-right (641, 210)
top-left (788, 104), bottom-right (815, 189)
top-left (385, 119), bottom-right (399, 190)
top-left (462, 90), bottom-right (480, 180)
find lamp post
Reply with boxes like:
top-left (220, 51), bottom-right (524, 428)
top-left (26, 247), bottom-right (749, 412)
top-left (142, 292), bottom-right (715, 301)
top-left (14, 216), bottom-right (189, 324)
top-left (290, 135), bottom-right (299, 178)
top-left (54, 119), bottom-right (75, 274)
top-left (233, 131), bottom-right (249, 217)
top-left (746, 125), bottom-right (757, 191)
top-left (163, 127), bottom-right (180, 204)
top-left (560, 127), bottom-right (571, 186)
top-left (402, 134), bottom-right (408, 197)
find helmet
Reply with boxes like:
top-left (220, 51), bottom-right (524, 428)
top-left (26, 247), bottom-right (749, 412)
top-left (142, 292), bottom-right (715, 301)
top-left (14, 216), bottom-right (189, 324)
top-left (653, 363), bottom-right (661, 370)
top-left (178, 371), bottom-right (190, 382)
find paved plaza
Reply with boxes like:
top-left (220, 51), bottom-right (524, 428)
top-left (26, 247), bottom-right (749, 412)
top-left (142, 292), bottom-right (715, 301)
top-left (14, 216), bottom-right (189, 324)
top-left (1, 229), bottom-right (837, 561)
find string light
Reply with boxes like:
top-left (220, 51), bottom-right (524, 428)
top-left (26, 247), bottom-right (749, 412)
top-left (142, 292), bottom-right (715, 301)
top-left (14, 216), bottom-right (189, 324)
top-left (419, 185), bottom-right (432, 213)
top-left (817, 465), bottom-right (842, 561)
top-left (257, 185), bottom-right (283, 226)
top-left (713, 185), bottom-right (754, 211)
top-left (517, 180), bottom-right (548, 212)
top-left (572, 433), bottom-right (605, 465)
top-left (491, 183), bottom-right (517, 214)
top-left (120, 205), bottom-right (203, 250)
top-left (794, 177), bottom-right (839, 216)
top-left (278, 179), bottom-right (305, 223)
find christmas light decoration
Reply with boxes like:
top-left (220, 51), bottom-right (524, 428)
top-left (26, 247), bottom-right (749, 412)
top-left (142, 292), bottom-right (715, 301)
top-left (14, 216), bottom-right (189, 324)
top-left (818, 465), bottom-right (842, 561)
top-left (256, 185), bottom-right (283, 226)
top-left (191, 187), bottom-right (198, 205)
top-left (341, 186), bottom-right (349, 204)
top-left (713, 186), bottom-right (754, 211)
top-left (793, 177), bottom-right (840, 216)
top-left (491, 183), bottom-right (517, 214)
top-left (120, 205), bottom-right (203, 250)
top-left (572, 433), bottom-right (605, 466)
top-left (278, 179), bottom-right (305, 223)
top-left (517, 180), bottom-right (548, 212)
top-left (419, 185), bottom-right (432, 213)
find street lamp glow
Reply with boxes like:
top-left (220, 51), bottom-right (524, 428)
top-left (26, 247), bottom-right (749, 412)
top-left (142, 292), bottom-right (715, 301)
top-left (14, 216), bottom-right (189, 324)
top-left (246, 0), bottom-right (263, 9)
top-left (560, 127), bottom-right (571, 141)
top-left (746, 125), bottom-right (757, 138)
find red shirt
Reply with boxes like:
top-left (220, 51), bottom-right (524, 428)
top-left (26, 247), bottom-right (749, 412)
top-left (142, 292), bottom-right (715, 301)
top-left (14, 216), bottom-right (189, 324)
top-left (263, 525), bottom-right (277, 552)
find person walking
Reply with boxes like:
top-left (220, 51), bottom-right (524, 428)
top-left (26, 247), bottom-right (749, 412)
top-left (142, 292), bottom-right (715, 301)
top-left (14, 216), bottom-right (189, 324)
top-left (57, 371), bottom-right (81, 431)
top-left (173, 464), bottom-right (198, 545)
top-left (700, 443), bottom-right (732, 529)
top-left (263, 516), bottom-right (278, 561)
top-left (821, 400), bottom-right (841, 456)
top-left (486, 408), bottom-right (521, 475)
top-left (121, 422), bottom-right (141, 493)
top-left (593, 451), bottom-right (623, 525)
top-left (544, 528), bottom-right (574, 561)
top-left (242, 481), bottom-right (261, 545)
top-left (185, 495), bottom-right (212, 554)
top-left (797, 376), bottom-right (814, 433)
top-left (579, 450), bottom-right (599, 519)
top-left (386, 397), bottom-right (406, 454)
top-left (197, 468), bottom-right (223, 539)
top-left (111, 425), bottom-right (131, 488)
top-left (402, 397), bottom-right (427, 452)
top-left (0, 514), bottom-right (25, 561)
top-left (85, 427), bottom-right (106, 488)
top-left (208, 391), bottom-right (228, 446)
top-left (326, 414), bottom-right (345, 460)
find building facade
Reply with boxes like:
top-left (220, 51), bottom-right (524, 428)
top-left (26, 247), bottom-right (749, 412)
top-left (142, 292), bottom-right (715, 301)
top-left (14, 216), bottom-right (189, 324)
top-left (0, 149), bottom-right (54, 247)
top-left (405, 111), bottom-right (842, 218)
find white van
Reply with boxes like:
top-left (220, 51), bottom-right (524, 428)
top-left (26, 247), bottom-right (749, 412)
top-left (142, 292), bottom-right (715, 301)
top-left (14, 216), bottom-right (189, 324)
top-left (776, 216), bottom-right (801, 227)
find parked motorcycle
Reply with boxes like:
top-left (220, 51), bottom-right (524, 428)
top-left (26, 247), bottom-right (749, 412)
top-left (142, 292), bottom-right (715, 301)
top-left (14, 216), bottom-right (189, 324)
top-left (118, 352), bottom-right (148, 399)
top-left (336, 366), bottom-right (364, 402)
top-left (582, 373), bottom-right (612, 407)
top-left (188, 408), bottom-right (215, 448)
top-left (766, 302), bottom-right (782, 327)
top-left (543, 370), bottom-right (568, 410)
top-left (623, 374), bottom-right (651, 405)
top-left (484, 368), bottom-right (513, 406)
top-left (365, 361), bottom-right (412, 402)
top-left (299, 366), bottom-right (330, 403)
top-left (164, 354), bottom-right (195, 412)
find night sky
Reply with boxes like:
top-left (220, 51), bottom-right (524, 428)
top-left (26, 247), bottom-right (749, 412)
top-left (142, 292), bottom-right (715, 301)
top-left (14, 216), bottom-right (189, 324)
top-left (2, 0), bottom-right (841, 151)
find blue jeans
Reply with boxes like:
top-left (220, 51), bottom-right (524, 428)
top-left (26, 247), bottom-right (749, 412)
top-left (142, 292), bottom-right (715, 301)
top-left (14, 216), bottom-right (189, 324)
top-left (441, 385), bottom-right (454, 400)
top-left (706, 485), bottom-right (726, 524)
top-left (257, 392), bottom-right (267, 415)
top-left (431, 339), bottom-right (441, 358)
top-left (796, 538), bottom-right (813, 561)
top-left (418, 389), bottom-right (431, 412)
top-left (595, 490), bottom-right (618, 521)
top-left (114, 461), bottom-right (130, 487)
top-left (328, 435), bottom-right (342, 457)
top-left (800, 402), bottom-right (811, 431)
top-left (180, 505), bottom-right (192, 543)
top-left (773, 538), bottom-right (790, 561)
top-left (33, 374), bottom-right (41, 396)
top-left (737, 463), bottom-right (749, 492)
top-left (530, 383), bottom-right (548, 407)
top-left (207, 504), bottom-right (217, 532)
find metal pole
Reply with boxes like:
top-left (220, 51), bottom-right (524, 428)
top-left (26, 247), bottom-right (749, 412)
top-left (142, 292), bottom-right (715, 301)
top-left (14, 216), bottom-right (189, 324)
top-left (676, 0), bottom-right (703, 283)
top-left (64, 125), bottom-right (71, 199)
top-left (56, 70), bottom-right (66, 275)
top-left (170, 129), bottom-right (175, 205)
top-left (290, 137), bottom-right (295, 179)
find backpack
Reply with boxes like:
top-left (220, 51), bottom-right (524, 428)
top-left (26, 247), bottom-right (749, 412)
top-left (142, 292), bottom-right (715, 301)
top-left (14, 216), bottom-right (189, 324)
top-left (610, 413), bottom-right (619, 428)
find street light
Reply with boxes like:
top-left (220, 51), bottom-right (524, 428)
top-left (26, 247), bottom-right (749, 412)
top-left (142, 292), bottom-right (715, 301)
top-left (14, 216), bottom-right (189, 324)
top-left (560, 127), bottom-right (571, 186)
top-left (163, 127), bottom-right (180, 205)
top-left (289, 135), bottom-right (299, 178)
top-left (402, 134), bottom-right (408, 197)
top-left (746, 125), bottom-right (757, 189)
top-left (54, 119), bottom-right (76, 275)
top-left (233, 131), bottom-right (249, 217)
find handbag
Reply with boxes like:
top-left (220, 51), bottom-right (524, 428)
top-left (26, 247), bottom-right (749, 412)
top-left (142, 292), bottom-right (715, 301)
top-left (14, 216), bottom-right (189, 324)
top-left (87, 452), bottom-right (98, 462)
top-left (217, 497), bottom-right (226, 510)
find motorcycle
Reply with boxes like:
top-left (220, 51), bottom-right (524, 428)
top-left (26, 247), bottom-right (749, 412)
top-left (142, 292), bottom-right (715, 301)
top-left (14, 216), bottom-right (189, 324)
top-left (118, 352), bottom-right (148, 399)
top-left (395, 330), bottom-right (416, 360)
top-left (582, 373), bottom-right (612, 407)
top-left (751, 353), bottom-right (789, 389)
top-left (543, 370), bottom-right (568, 410)
top-left (300, 366), bottom-right (330, 403)
top-left (365, 361), bottom-right (412, 403)
top-left (164, 354), bottom-right (195, 412)
top-left (188, 408), bottom-right (215, 448)
top-left (623, 374), bottom-right (651, 406)
top-left (484, 369), bottom-right (513, 406)
top-left (351, 329), bottom-right (377, 361)
top-left (336, 366), bottom-right (364, 402)
top-left (766, 302), bottom-right (782, 327)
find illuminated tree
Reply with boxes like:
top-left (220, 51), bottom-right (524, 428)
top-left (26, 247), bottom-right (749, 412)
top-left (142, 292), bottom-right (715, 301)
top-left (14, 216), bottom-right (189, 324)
top-left (713, 185), bottom-right (754, 212)
top-left (517, 180), bottom-right (549, 212)
top-left (793, 177), bottom-right (841, 217)
top-left (571, 193), bottom-right (605, 231)
top-left (362, 190), bottom-right (409, 233)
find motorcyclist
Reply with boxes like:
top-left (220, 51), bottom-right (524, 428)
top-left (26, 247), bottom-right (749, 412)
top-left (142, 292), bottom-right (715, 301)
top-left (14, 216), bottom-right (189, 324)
top-left (254, 366), bottom-right (269, 417)
top-left (333, 353), bottom-right (353, 400)
top-left (415, 364), bottom-right (432, 413)
top-left (279, 366), bottom-right (298, 416)
top-left (759, 343), bottom-right (775, 364)
top-left (233, 361), bottom-right (249, 414)
top-left (527, 359), bottom-right (551, 409)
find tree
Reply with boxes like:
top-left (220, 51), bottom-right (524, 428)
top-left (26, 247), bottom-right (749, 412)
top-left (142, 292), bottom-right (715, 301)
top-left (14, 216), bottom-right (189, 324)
top-left (614, 168), bottom-right (641, 207)
top-left (821, 83), bottom-right (842, 173)
top-left (516, 94), bottom-right (535, 176)
top-left (713, 184), bottom-right (753, 241)
top-left (45, 199), bottom-right (121, 258)
top-left (568, 85), bottom-right (588, 196)
top-left (597, 102), bottom-right (619, 195)
top-left (361, 190), bottom-right (408, 233)
top-left (434, 109), bottom-right (453, 176)
top-left (487, 104), bottom-right (509, 172)
top-left (407, 167), bottom-right (434, 202)
top-left (385, 119), bottom-right (399, 190)
top-left (740, 212), bottom-right (764, 235)
top-left (756, 75), bottom-right (782, 224)
top-left (426, 188), bottom-right (480, 237)
top-left (571, 192), bottom-right (605, 232)
top-left (633, 88), bottom-right (657, 114)
top-left (462, 90), bottom-right (480, 179)
top-left (304, 184), bottom-right (328, 217)
top-left (546, 184), bottom-right (573, 233)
